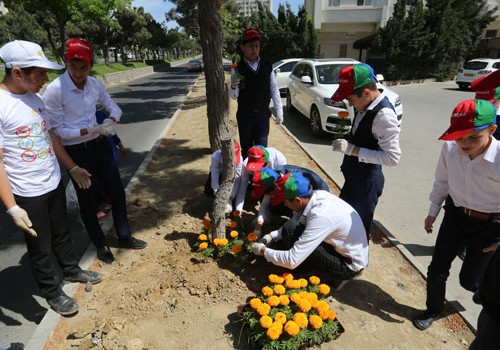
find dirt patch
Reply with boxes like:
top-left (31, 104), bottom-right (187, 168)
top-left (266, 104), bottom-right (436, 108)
top-left (43, 76), bottom-right (474, 350)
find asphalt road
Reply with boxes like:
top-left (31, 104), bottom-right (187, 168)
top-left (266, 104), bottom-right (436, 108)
top-left (280, 81), bottom-right (481, 328)
top-left (0, 59), bottom-right (200, 349)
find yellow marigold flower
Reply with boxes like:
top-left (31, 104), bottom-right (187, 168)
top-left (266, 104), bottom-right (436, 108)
top-left (267, 295), bottom-right (280, 307)
top-left (305, 292), bottom-right (318, 303)
top-left (318, 284), bottom-right (331, 295)
top-left (261, 286), bottom-right (273, 297)
top-left (309, 276), bottom-right (321, 285)
top-left (213, 238), bottom-right (220, 246)
top-left (315, 300), bottom-right (330, 312)
top-left (318, 308), bottom-right (330, 320)
top-left (198, 234), bottom-right (208, 241)
top-left (274, 312), bottom-right (287, 325)
top-left (284, 320), bottom-right (300, 336)
top-left (328, 309), bottom-right (337, 320)
top-left (293, 312), bottom-right (308, 329)
top-left (202, 218), bottom-right (211, 229)
top-left (278, 295), bottom-right (290, 306)
top-left (228, 221), bottom-right (238, 228)
top-left (231, 244), bottom-right (242, 254)
top-left (298, 291), bottom-right (309, 299)
top-left (229, 230), bottom-right (239, 238)
top-left (256, 302), bottom-right (271, 316)
top-left (249, 298), bottom-right (262, 310)
top-left (273, 284), bottom-right (286, 295)
top-left (266, 326), bottom-right (281, 340)
top-left (220, 238), bottom-right (229, 246)
top-left (247, 232), bottom-right (258, 242)
top-left (268, 274), bottom-right (279, 284)
top-left (309, 314), bottom-right (323, 329)
top-left (270, 321), bottom-right (283, 333)
top-left (298, 278), bottom-right (308, 288)
top-left (289, 293), bottom-right (301, 303)
top-left (232, 210), bottom-right (241, 217)
top-left (297, 299), bottom-right (312, 313)
top-left (282, 272), bottom-right (294, 281)
top-left (286, 279), bottom-right (301, 289)
top-left (199, 242), bottom-right (208, 250)
top-left (259, 315), bottom-right (273, 329)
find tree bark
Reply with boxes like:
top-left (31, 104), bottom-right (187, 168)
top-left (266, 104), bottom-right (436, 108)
top-left (198, 0), bottom-right (236, 240)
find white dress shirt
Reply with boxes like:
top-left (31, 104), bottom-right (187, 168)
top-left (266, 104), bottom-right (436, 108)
top-left (42, 71), bottom-right (122, 145)
top-left (352, 92), bottom-right (401, 166)
top-left (210, 149), bottom-right (243, 199)
top-left (264, 190), bottom-right (369, 272)
top-left (428, 138), bottom-right (500, 217)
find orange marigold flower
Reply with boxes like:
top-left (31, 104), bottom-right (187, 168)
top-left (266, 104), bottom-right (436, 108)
top-left (274, 312), bottom-right (287, 325)
top-left (231, 63), bottom-right (238, 69)
top-left (273, 284), bottom-right (286, 295)
top-left (289, 293), bottom-right (301, 303)
top-left (259, 315), bottom-right (273, 329)
top-left (261, 286), bottom-right (273, 297)
top-left (228, 221), bottom-right (238, 228)
top-left (298, 291), bottom-right (309, 299)
top-left (318, 284), bottom-right (331, 295)
top-left (284, 320), bottom-right (300, 336)
top-left (293, 312), bottom-right (308, 329)
top-left (199, 242), bottom-right (208, 250)
top-left (282, 272), bottom-right (294, 281)
top-left (267, 295), bottom-right (280, 307)
top-left (309, 276), bottom-right (321, 285)
top-left (286, 279), bottom-right (301, 289)
top-left (213, 238), bottom-right (221, 246)
top-left (304, 292), bottom-right (318, 303)
top-left (266, 326), bottom-right (281, 340)
top-left (202, 218), bottom-right (211, 229)
top-left (198, 234), bottom-right (208, 241)
top-left (231, 244), bottom-right (242, 254)
top-left (298, 278), bottom-right (308, 288)
top-left (315, 300), bottom-right (330, 312)
top-left (249, 298), bottom-right (262, 310)
top-left (268, 274), bottom-right (279, 284)
top-left (256, 302), bottom-right (271, 316)
top-left (247, 232), bottom-right (258, 242)
top-left (297, 299), bottom-right (312, 313)
top-left (309, 314), bottom-right (323, 329)
top-left (318, 308), bottom-right (330, 320)
top-left (232, 210), bottom-right (241, 217)
top-left (278, 295), bottom-right (290, 306)
top-left (328, 309), bottom-right (337, 320)
top-left (220, 238), bottom-right (229, 246)
top-left (229, 230), bottom-right (239, 238)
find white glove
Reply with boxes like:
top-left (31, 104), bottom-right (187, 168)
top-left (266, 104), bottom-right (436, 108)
top-left (331, 139), bottom-right (355, 156)
top-left (230, 74), bottom-right (240, 89)
top-left (88, 124), bottom-right (108, 136)
top-left (69, 165), bottom-right (92, 189)
top-left (7, 205), bottom-right (37, 237)
top-left (258, 233), bottom-right (273, 245)
top-left (275, 115), bottom-right (283, 125)
top-left (252, 242), bottom-right (266, 256)
top-left (102, 118), bottom-right (117, 136)
top-left (225, 202), bottom-right (233, 215)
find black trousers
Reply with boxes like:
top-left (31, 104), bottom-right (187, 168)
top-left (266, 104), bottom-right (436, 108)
top-left (425, 197), bottom-right (500, 314)
top-left (65, 137), bottom-right (131, 248)
top-left (15, 182), bottom-right (81, 299)
top-left (281, 220), bottom-right (358, 280)
top-left (469, 309), bottom-right (498, 350)
top-left (236, 109), bottom-right (271, 158)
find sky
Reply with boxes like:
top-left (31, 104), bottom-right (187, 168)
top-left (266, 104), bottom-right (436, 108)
top-left (131, 0), bottom-right (305, 29)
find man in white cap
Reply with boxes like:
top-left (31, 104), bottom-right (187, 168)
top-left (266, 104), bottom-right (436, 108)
top-left (0, 40), bottom-right (102, 316)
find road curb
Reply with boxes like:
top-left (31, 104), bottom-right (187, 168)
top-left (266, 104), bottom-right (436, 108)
top-left (26, 67), bottom-right (198, 350)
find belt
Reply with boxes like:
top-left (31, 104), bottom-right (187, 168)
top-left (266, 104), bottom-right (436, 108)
top-left (457, 206), bottom-right (500, 221)
top-left (65, 136), bottom-right (104, 150)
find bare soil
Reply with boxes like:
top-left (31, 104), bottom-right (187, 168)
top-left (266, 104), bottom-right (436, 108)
top-left (43, 76), bottom-right (474, 350)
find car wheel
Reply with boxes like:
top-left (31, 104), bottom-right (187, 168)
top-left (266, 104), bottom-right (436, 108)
top-left (286, 90), bottom-right (295, 112)
top-left (310, 106), bottom-right (324, 137)
top-left (458, 83), bottom-right (469, 90)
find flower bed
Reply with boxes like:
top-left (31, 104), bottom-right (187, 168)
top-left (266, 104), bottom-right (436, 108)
top-left (239, 273), bottom-right (343, 350)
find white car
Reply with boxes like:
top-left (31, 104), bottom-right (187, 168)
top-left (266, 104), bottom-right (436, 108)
top-left (286, 58), bottom-right (403, 136)
top-left (272, 58), bottom-right (303, 96)
top-left (456, 58), bottom-right (500, 90)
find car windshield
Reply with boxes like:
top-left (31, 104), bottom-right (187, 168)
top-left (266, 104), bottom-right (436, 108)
top-left (272, 60), bottom-right (285, 69)
top-left (315, 64), bottom-right (351, 84)
top-left (463, 61), bottom-right (488, 70)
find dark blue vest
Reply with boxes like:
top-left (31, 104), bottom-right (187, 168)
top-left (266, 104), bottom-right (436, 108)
top-left (237, 59), bottom-right (272, 112)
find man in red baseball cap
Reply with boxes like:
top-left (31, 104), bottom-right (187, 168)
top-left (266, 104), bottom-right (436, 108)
top-left (43, 38), bottom-right (147, 264)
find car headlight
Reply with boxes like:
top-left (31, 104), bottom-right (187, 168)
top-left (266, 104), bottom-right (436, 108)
top-left (394, 97), bottom-right (401, 107)
top-left (323, 98), bottom-right (346, 109)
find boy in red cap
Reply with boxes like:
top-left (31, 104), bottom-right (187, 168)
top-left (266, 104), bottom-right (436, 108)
top-left (412, 99), bottom-right (500, 331)
top-left (229, 28), bottom-right (283, 157)
top-left (43, 38), bottom-right (147, 264)
top-left (330, 63), bottom-right (401, 238)
top-left (251, 173), bottom-right (368, 289)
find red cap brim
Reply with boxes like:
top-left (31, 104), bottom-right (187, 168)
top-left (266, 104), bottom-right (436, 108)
top-left (331, 87), bottom-right (350, 102)
top-left (246, 162), bottom-right (264, 172)
top-left (438, 127), bottom-right (473, 141)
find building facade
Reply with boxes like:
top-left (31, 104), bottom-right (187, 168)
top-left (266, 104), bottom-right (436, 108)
top-left (235, 0), bottom-right (273, 17)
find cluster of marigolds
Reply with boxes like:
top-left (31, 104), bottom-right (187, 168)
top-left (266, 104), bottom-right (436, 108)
top-left (195, 214), bottom-right (341, 349)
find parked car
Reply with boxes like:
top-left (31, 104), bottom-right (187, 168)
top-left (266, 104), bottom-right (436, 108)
top-left (187, 59), bottom-right (203, 72)
top-left (286, 58), bottom-right (403, 137)
top-left (456, 58), bottom-right (500, 90)
top-left (272, 58), bottom-right (303, 96)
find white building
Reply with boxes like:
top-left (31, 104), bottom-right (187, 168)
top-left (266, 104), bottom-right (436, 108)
top-left (235, 0), bottom-right (273, 17)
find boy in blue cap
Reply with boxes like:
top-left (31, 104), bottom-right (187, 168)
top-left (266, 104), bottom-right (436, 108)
top-left (251, 173), bottom-right (368, 288)
top-left (413, 99), bottom-right (500, 331)
top-left (330, 63), bottom-right (401, 238)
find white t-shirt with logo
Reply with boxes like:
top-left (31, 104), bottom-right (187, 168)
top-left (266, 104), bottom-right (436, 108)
top-left (0, 89), bottom-right (61, 197)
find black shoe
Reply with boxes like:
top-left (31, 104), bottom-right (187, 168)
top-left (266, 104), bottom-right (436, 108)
top-left (96, 246), bottom-right (115, 264)
top-left (47, 293), bottom-right (79, 316)
top-left (117, 237), bottom-right (147, 250)
top-left (413, 311), bottom-right (439, 331)
top-left (64, 270), bottom-right (102, 284)
top-left (473, 291), bottom-right (481, 305)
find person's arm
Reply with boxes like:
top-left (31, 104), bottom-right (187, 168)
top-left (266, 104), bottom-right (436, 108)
top-left (234, 166), bottom-right (249, 211)
top-left (256, 194), bottom-right (272, 229)
top-left (269, 71), bottom-right (283, 123)
top-left (427, 144), bottom-right (449, 218)
top-left (357, 108), bottom-right (401, 166)
top-left (98, 82), bottom-right (122, 122)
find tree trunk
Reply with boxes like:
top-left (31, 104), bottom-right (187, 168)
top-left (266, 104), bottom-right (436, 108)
top-left (198, 0), bottom-right (235, 240)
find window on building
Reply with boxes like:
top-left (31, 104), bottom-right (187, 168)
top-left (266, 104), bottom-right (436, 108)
top-left (486, 30), bottom-right (497, 38)
top-left (357, 0), bottom-right (373, 5)
top-left (329, 0), bottom-right (340, 6)
top-left (339, 44), bottom-right (347, 58)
